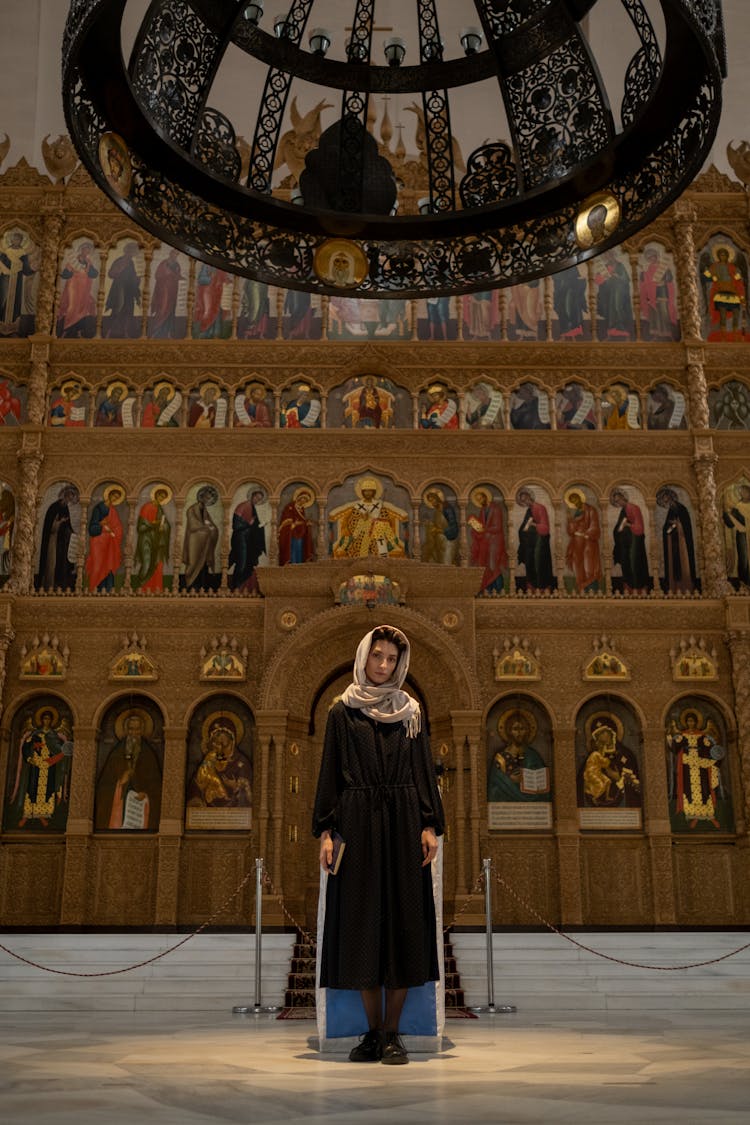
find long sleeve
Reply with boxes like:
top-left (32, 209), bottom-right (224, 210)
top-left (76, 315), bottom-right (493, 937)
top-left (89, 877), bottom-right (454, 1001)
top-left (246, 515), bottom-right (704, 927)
top-left (311, 703), bottom-right (343, 837)
top-left (412, 726), bottom-right (445, 836)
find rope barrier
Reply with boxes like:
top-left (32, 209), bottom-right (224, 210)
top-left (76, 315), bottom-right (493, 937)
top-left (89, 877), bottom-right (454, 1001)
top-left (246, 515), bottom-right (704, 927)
top-left (2, 857), bottom-right (749, 979)
top-left (491, 868), bottom-right (750, 971)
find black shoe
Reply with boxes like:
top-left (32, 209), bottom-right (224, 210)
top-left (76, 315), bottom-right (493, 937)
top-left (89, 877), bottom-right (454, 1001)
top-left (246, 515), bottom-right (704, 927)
top-left (349, 1028), bottom-right (383, 1062)
top-left (381, 1031), bottom-right (408, 1065)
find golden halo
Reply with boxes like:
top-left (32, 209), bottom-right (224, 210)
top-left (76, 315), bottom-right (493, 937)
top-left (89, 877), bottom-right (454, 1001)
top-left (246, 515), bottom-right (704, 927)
top-left (292, 486), bottom-right (314, 507)
top-left (497, 706), bottom-right (537, 745)
top-left (199, 380), bottom-right (221, 399)
top-left (712, 244), bottom-right (735, 263)
top-left (246, 382), bottom-right (266, 398)
top-left (313, 238), bottom-right (368, 289)
top-left (61, 378), bottom-right (82, 397)
top-left (153, 381), bottom-right (175, 402)
top-left (3, 228), bottom-right (30, 252)
top-left (113, 705), bottom-right (155, 740)
top-left (564, 487), bottom-right (586, 508)
top-left (423, 487), bottom-right (444, 506)
top-left (149, 483), bottom-right (173, 505)
top-left (201, 708), bottom-right (244, 749)
top-left (32, 703), bottom-right (60, 730)
top-left (103, 483), bottom-right (125, 505)
top-left (575, 190), bottom-right (621, 250)
top-left (584, 710), bottom-right (624, 746)
top-left (679, 706), bottom-right (705, 730)
top-left (470, 486), bottom-right (493, 508)
top-left (516, 486), bottom-right (534, 505)
top-left (98, 131), bottom-right (132, 198)
top-left (355, 475), bottom-right (383, 501)
top-left (105, 379), bottom-right (129, 400)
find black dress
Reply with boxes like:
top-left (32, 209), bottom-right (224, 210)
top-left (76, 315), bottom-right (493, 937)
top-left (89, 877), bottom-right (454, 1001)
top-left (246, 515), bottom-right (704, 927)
top-left (312, 701), bottom-right (445, 991)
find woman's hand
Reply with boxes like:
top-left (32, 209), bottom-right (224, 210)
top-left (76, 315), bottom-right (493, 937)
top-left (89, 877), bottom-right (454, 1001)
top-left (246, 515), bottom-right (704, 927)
top-left (319, 830), bottom-right (333, 872)
top-left (421, 828), bottom-right (438, 866)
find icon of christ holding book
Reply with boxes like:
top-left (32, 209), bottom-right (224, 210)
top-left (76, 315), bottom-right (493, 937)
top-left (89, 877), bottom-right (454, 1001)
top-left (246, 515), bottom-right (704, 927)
top-left (487, 708), bottom-right (550, 802)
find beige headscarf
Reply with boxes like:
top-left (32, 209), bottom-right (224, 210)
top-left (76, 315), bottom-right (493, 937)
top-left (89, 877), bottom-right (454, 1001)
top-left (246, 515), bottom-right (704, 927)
top-left (341, 625), bottom-right (421, 738)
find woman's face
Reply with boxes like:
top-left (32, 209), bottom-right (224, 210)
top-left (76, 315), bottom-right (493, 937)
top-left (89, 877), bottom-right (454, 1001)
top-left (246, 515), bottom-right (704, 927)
top-left (365, 639), bottom-right (400, 685)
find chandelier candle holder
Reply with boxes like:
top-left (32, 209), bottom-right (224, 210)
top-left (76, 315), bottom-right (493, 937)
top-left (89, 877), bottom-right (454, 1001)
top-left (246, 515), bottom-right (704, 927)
top-left (63, 1), bottom-right (725, 297)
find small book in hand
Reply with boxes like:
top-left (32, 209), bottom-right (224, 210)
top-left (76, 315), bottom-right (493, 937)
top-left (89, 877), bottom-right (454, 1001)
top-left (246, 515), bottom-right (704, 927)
top-left (329, 831), bottom-right (346, 875)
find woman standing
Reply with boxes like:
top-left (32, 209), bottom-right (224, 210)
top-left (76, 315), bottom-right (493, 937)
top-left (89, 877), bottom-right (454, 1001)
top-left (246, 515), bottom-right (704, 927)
top-left (313, 625), bottom-right (444, 1065)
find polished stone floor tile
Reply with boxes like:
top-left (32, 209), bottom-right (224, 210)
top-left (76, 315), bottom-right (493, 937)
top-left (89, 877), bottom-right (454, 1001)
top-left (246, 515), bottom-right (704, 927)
top-left (1, 1009), bottom-right (749, 1125)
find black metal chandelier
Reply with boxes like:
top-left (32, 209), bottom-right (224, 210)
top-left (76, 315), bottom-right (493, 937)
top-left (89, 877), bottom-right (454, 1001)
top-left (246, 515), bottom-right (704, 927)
top-left (63, 1), bottom-right (725, 298)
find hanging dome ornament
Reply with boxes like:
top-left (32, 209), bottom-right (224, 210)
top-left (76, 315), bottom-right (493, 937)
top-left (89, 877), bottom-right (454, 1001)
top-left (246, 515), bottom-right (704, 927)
top-left (63, 0), bottom-right (726, 298)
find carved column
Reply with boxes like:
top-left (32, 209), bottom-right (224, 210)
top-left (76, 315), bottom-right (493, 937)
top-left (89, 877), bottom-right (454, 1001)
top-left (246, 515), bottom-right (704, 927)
top-left (726, 629), bottom-right (750, 830)
top-left (255, 711), bottom-right (288, 921)
top-left (171, 499), bottom-right (185, 593)
top-left (411, 499), bottom-right (421, 558)
top-left (646, 502), bottom-right (661, 595)
top-left (9, 434), bottom-right (44, 595)
top-left (0, 619), bottom-right (15, 710)
top-left (75, 500), bottom-right (89, 593)
top-left (155, 724), bottom-right (188, 925)
top-left (693, 438), bottom-right (731, 598)
top-left (642, 724), bottom-right (677, 925)
top-left (35, 192), bottom-right (65, 336)
top-left (123, 498), bottom-right (138, 588)
top-left (451, 728), bottom-right (467, 894)
top-left (60, 724), bottom-right (97, 926)
top-left (673, 201), bottom-right (702, 341)
top-left (271, 735), bottom-right (285, 895)
top-left (685, 344), bottom-right (710, 430)
top-left (457, 499), bottom-right (468, 565)
top-left (27, 337), bottom-right (52, 424)
top-left (553, 726), bottom-right (583, 925)
top-left (544, 276), bottom-right (554, 341)
top-left (315, 498), bottom-right (327, 562)
top-left (268, 498), bottom-right (280, 565)
top-left (141, 247), bottom-right (154, 338)
top-left (451, 711), bottom-right (483, 893)
top-left (219, 502), bottom-right (232, 592)
top-left (629, 250), bottom-right (642, 338)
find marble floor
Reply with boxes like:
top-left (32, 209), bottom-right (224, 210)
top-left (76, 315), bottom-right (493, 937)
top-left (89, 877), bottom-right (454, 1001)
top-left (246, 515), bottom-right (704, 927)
top-left (1, 1007), bottom-right (749, 1125)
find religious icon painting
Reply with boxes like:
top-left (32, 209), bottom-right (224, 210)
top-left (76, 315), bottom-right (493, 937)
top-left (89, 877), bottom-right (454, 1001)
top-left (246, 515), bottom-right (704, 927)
top-left (84, 482), bottom-right (128, 593)
top-left (555, 383), bottom-right (596, 430)
top-left (237, 278), bottom-right (276, 339)
top-left (583, 647), bottom-right (630, 681)
top-left (721, 477), bottom-right (750, 592)
top-left (94, 380), bottom-right (137, 428)
top-left (647, 383), bottom-right (687, 430)
top-left (638, 243), bottom-right (680, 341)
top-left (109, 637), bottom-right (158, 681)
top-left (93, 696), bottom-right (164, 832)
top-left (19, 635), bottom-right (67, 679)
top-left (608, 485), bottom-right (653, 596)
top-left (420, 484), bottom-right (459, 565)
top-left (0, 226), bottom-right (40, 337)
top-left (180, 483), bottom-right (223, 593)
top-left (229, 481), bottom-right (271, 590)
top-left (328, 474), bottom-right (410, 560)
top-left (48, 378), bottom-right (88, 428)
top-left (655, 485), bottom-right (700, 594)
top-left (512, 484), bottom-right (557, 593)
top-left (200, 637), bottom-right (247, 681)
top-left (465, 381), bottom-right (504, 430)
top-left (187, 381), bottom-right (229, 429)
top-left (509, 383), bottom-right (551, 430)
top-left (467, 483), bottom-right (508, 597)
top-left (277, 482), bottom-right (316, 566)
top-left (592, 246), bottom-right (635, 341)
top-left (101, 239), bottom-right (145, 339)
top-left (575, 697), bottom-right (643, 831)
top-left (281, 288), bottom-right (322, 340)
top-left (666, 697), bottom-right (734, 834)
top-left (234, 381), bottom-right (274, 428)
top-left (418, 382), bottom-right (459, 429)
top-left (0, 375), bottom-right (26, 425)
top-left (698, 235), bottom-right (749, 342)
top-left (601, 382), bottom-right (641, 430)
top-left (141, 380), bottom-right (182, 428)
top-left (671, 638), bottom-right (719, 681)
top-left (336, 574), bottom-right (402, 607)
top-left (2, 696), bottom-right (74, 832)
top-left (185, 696), bottom-right (254, 831)
top-left (709, 379), bottom-right (750, 430)
top-left (34, 481), bottom-right (81, 592)
top-left (131, 482), bottom-right (175, 593)
top-left (493, 641), bottom-right (541, 681)
top-left (55, 238), bottom-right (101, 339)
top-left (148, 244), bottom-right (189, 339)
top-left (415, 296), bottom-right (457, 341)
top-left (192, 263), bottom-right (234, 339)
top-left (551, 263), bottom-right (591, 341)
top-left (461, 290), bottom-right (500, 340)
top-left (506, 280), bottom-right (545, 341)
top-left (280, 382), bottom-right (321, 428)
top-left (562, 486), bottom-right (604, 594)
top-left (328, 374), bottom-right (410, 429)
top-left (98, 131), bottom-right (132, 198)
top-left (486, 695), bottom-right (553, 831)
top-left (0, 481), bottom-right (15, 588)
